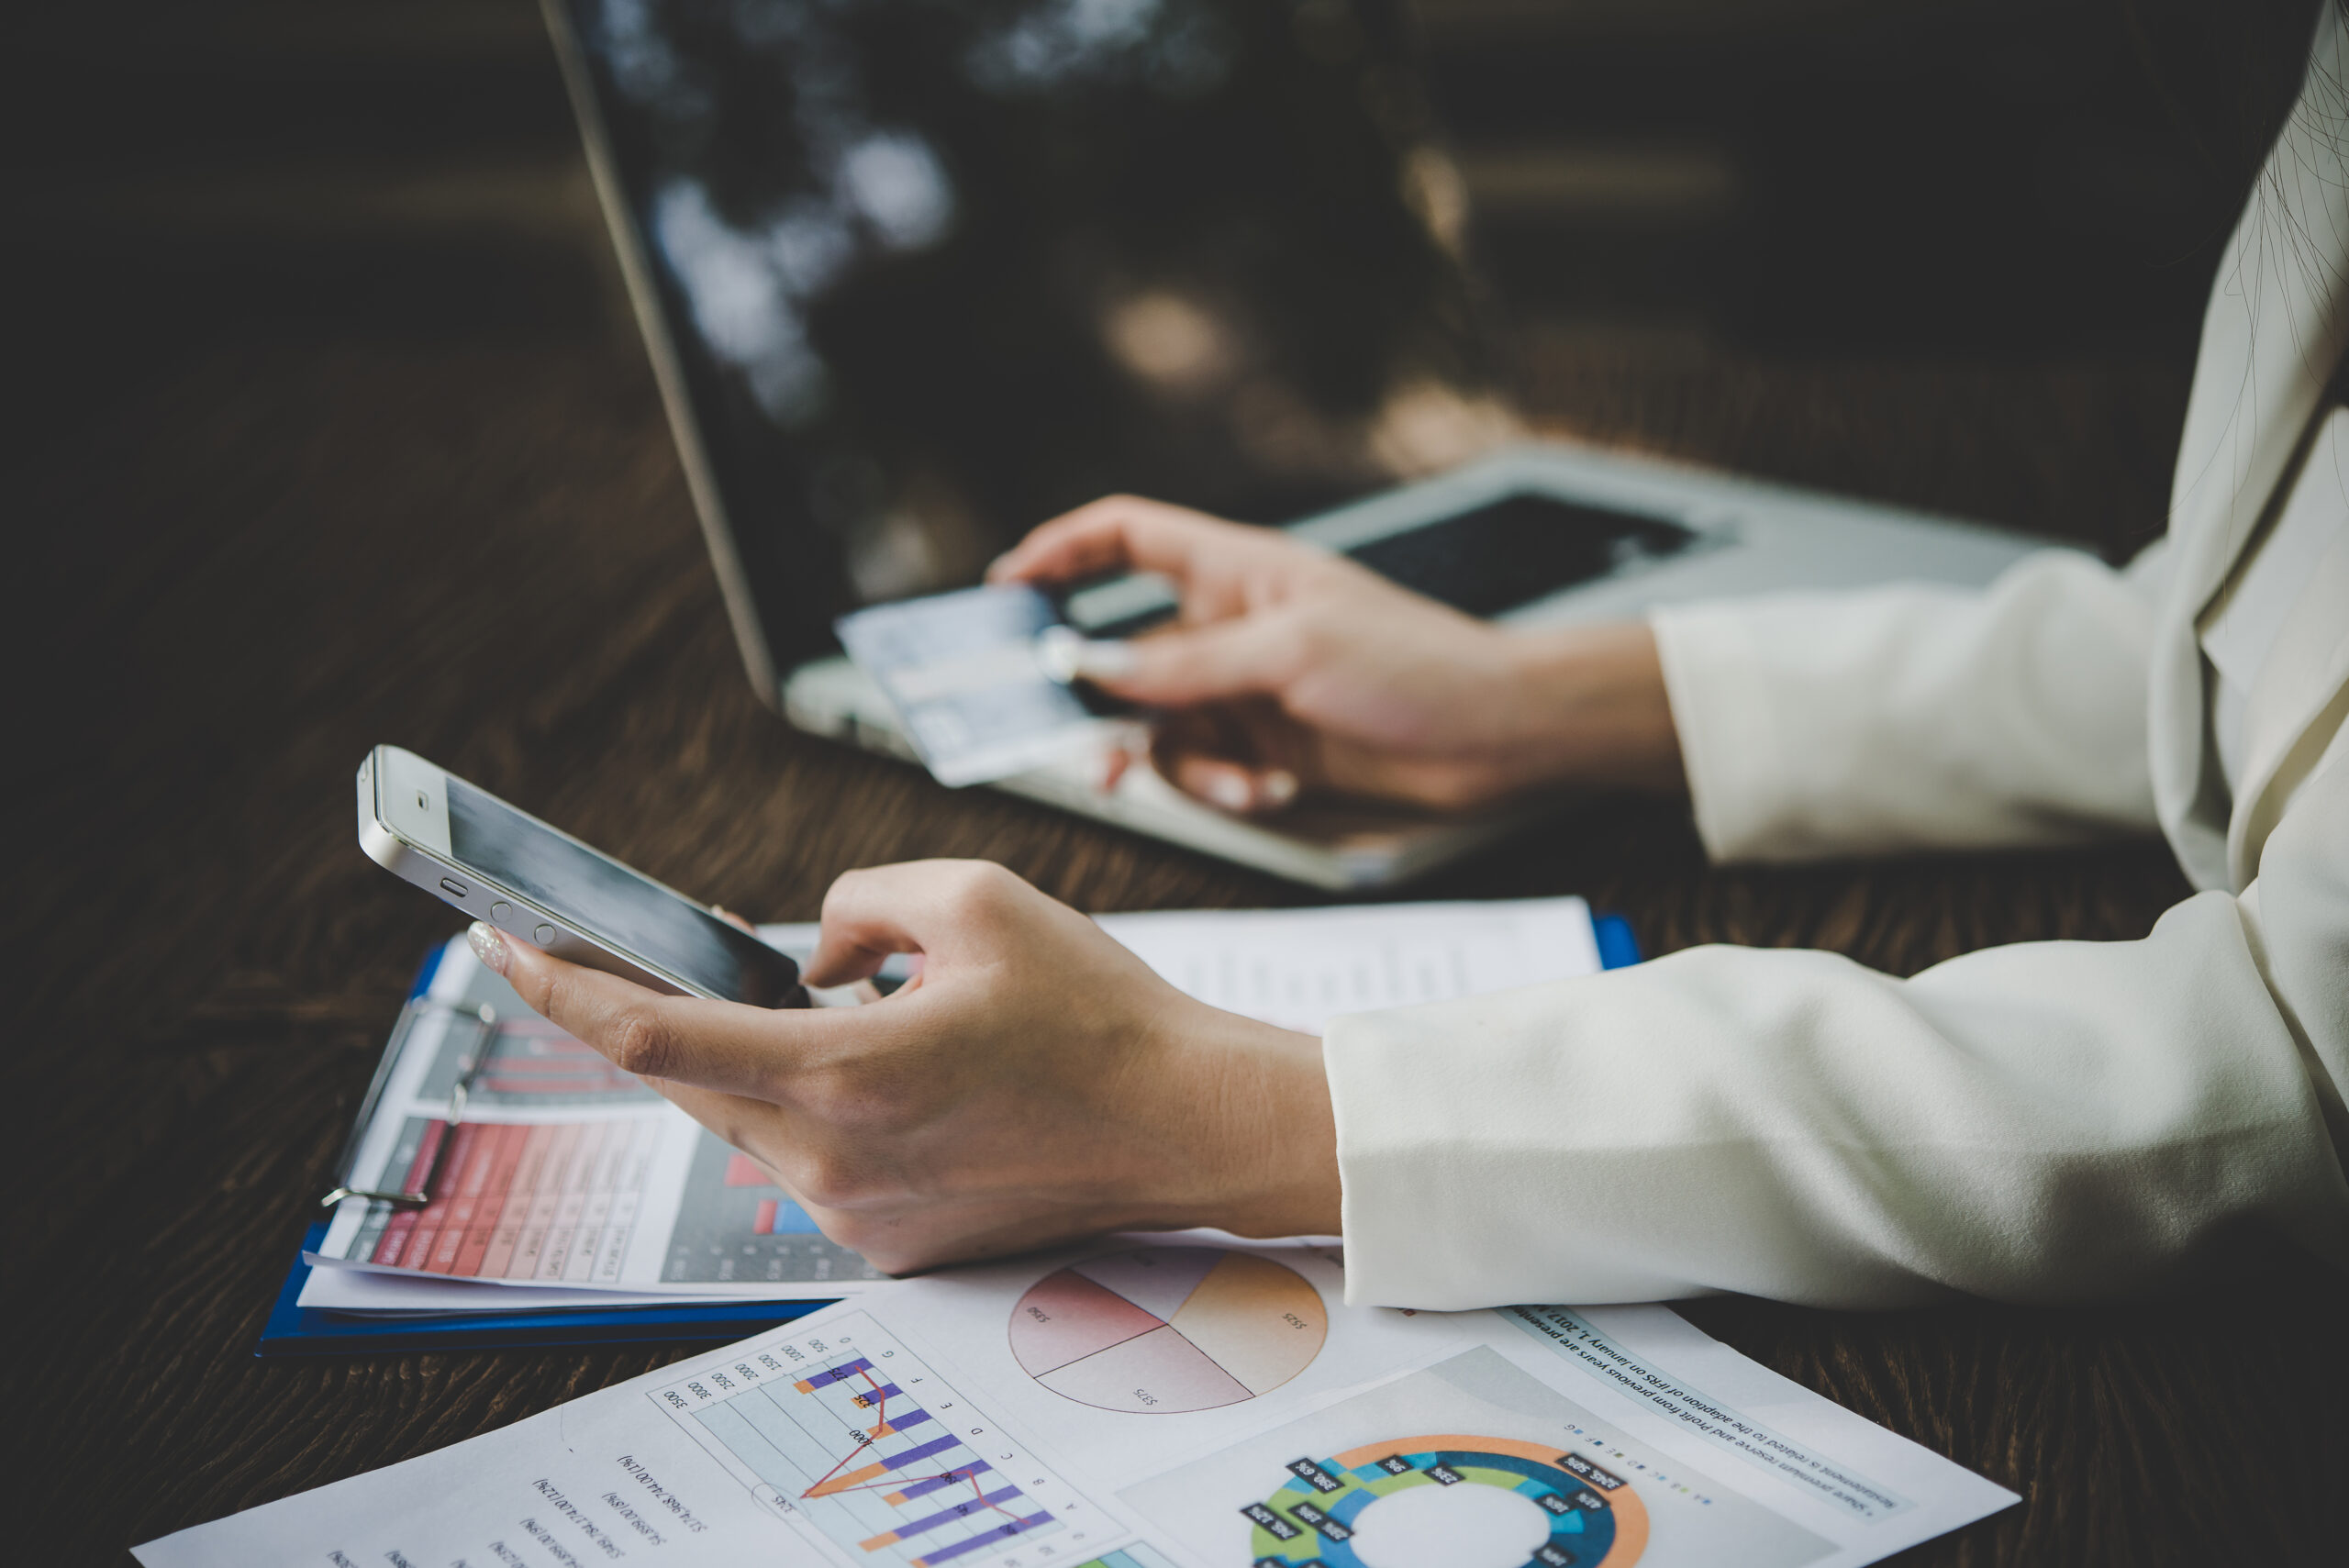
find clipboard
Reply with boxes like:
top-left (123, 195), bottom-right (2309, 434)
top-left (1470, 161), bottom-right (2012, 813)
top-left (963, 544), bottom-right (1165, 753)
top-left (258, 1224), bottom-right (825, 1357)
top-left (273, 941), bottom-right (841, 1358)
top-left (273, 914), bottom-right (1642, 1356)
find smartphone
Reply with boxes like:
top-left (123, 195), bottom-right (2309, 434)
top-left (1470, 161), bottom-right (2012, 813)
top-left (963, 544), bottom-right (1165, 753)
top-left (356, 745), bottom-right (805, 1007)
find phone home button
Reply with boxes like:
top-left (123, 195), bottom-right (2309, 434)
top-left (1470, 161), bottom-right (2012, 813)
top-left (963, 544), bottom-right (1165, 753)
top-left (489, 900), bottom-right (512, 926)
top-left (533, 923), bottom-right (556, 945)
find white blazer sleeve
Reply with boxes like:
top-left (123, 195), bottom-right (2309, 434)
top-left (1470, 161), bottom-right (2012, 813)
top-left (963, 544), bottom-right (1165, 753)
top-left (1324, 747), bottom-right (2349, 1310)
top-left (1651, 548), bottom-right (2162, 862)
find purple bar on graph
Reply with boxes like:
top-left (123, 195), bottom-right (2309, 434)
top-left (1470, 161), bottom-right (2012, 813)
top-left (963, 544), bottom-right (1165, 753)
top-left (891, 1485), bottom-right (1028, 1542)
top-left (915, 1514), bottom-right (1054, 1565)
top-left (850, 1382), bottom-right (905, 1407)
top-left (799, 1358), bottom-right (874, 1389)
top-left (881, 1408), bottom-right (934, 1433)
top-left (881, 1434), bottom-right (965, 1472)
top-left (894, 1463), bottom-right (993, 1502)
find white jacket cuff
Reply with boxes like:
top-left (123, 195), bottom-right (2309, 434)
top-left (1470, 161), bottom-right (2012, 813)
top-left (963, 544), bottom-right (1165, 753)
top-left (1650, 551), bottom-right (2159, 863)
top-left (1326, 901), bottom-right (2348, 1311)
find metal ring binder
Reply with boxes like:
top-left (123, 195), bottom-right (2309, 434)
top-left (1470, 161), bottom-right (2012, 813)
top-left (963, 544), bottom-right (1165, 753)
top-left (319, 999), bottom-right (498, 1208)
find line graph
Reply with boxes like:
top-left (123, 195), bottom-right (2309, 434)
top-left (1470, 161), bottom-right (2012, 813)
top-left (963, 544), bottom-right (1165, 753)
top-left (794, 1354), bottom-right (1043, 1554)
top-left (650, 1313), bottom-right (1104, 1568)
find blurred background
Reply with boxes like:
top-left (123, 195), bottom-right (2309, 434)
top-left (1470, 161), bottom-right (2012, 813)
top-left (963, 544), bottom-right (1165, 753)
top-left (8, 0), bottom-right (2317, 444)
top-left (8, 0), bottom-right (2324, 876)
top-left (14, 0), bottom-right (2319, 944)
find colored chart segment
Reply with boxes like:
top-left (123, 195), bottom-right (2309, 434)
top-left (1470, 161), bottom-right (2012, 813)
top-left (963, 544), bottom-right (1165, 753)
top-left (1009, 1247), bottom-right (1327, 1414)
top-left (422, 1014), bottom-right (662, 1106)
top-left (350, 1113), bottom-right (663, 1283)
top-left (662, 1126), bottom-right (882, 1284)
top-left (651, 1316), bottom-right (1099, 1568)
top-left (1244, 1434), bottom-right (1649, 1568)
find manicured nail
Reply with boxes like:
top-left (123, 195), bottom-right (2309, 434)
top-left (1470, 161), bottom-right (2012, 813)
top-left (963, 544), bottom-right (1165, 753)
top-left (1260, 769), bottom-right (1299, 808)
top-left (1071, 638), bottom-right (1141, 681)
top-left (1204, 769), bottom-right (1252, 812)
top-left (1035, 625), bottom-right (1085, 684)
top-left (467, 920), bottom-right (510, 975)
top-left (1036, 628), bottom-right (1141, 685)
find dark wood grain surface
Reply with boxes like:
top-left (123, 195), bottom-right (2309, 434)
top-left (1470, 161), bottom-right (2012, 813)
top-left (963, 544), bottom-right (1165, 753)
top-left (11, 331), bottom-right (2344, 1566)
top-left (9, 7), bottom-right (2347, 1562)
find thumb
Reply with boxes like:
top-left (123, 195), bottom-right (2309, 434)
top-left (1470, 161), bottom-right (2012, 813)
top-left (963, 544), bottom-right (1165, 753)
top-left (804, 860), bottom-right (1042, 986)
top-left (1080, 617), bottom-right (1299, 707)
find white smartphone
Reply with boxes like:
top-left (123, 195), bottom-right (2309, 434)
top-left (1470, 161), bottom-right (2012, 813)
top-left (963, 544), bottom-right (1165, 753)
top-left (357, 745), bottom-right (806, 1007)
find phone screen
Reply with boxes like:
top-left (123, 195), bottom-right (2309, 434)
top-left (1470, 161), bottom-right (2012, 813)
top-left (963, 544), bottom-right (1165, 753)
top-left (1344, 493), bottom-right (1699, 618)
top-left (443, 777), bottom-right (797, 1005)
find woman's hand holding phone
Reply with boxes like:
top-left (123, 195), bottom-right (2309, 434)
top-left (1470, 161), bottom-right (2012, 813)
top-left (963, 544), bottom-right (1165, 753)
top-left (452, 496), bottom-right (1690, 1272)
top-left (469, 860), bottom-right (1338, 1274)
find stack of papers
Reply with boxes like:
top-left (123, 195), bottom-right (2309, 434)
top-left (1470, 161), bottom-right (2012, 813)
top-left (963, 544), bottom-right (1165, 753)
top-left (197, 894), bottom-right (2025, 1566)
top-left (301, 943), bottom-right (885, 1315)
top-left (304, 897), bottom-right (1612, 1317)
top-left (150, 1236), bottom-right (2019, 1566)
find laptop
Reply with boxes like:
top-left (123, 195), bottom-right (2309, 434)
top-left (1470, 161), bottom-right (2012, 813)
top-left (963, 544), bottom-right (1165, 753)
top-left (540, 0), bottom-right (2050, 889)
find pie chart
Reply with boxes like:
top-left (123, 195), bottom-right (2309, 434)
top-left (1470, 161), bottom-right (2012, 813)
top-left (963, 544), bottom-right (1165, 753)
top-left (1246, 1434), bottom-right (1649, 1568)
top-left (1009, 1246), bottom-right (1328, 1414)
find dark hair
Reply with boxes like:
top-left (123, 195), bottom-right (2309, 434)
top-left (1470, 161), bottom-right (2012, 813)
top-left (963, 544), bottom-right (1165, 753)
top-left (2121, 0), bottom-right (2332, 203)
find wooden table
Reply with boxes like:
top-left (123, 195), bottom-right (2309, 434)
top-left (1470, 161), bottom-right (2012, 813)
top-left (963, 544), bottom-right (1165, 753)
top-left (9, 315), bottom-right (2345, 1563)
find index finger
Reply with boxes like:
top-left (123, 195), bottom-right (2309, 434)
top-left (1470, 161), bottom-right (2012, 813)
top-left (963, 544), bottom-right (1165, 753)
top-left (985, 494), bottom-right (1270, 587)
top-left (482, 923), bottom-right (809, 1100)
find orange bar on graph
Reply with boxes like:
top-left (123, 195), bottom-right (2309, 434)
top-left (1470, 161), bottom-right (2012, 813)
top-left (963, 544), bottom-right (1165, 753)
top-left (806, 1459), bottom-right (887, 1497)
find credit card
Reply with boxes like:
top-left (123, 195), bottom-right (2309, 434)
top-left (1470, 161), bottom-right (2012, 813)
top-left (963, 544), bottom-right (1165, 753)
top-left (835, 584), bottom-right (1119, 787)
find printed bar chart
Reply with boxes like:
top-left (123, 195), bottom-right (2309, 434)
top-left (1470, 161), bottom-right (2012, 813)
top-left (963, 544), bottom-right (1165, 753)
top-left (348, 1112), bottom-right (664, 1282)
top-left (652, 1314), bottom-right (1104, 1568)
top-left (661, 1132), bottom-right (882, 1284)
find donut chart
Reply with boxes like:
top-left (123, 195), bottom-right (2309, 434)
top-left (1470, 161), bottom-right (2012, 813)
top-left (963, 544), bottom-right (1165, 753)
top-left (1244, 1434), bottom-right (1649, 1568)
top-left (1008, 1247), bottom-right (1328, 1414)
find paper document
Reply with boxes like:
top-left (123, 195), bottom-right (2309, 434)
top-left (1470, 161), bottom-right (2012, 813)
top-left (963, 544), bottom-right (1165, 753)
top-left (308, 937), bottom-right (886, 1300)
top-left (309, 898), bottom-right (1606, 1309)
top-left (296, 1267), bottom-right (781, 1317)
top-left (140, 1238), bottom-right (2015, 1567)
top-left (763, 894), bottom-right (1605, 1037)
top-left (1106, 895), bottom-right (1599, 1034)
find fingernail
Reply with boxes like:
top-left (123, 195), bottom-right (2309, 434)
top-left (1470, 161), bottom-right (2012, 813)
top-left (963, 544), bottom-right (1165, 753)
top-left (467, 920), bottom-right (510, 975)
top-left (1035, 625), bottom-right (1085, 684)
top-left (1260, 769), bottom-right (1299, 808)
top-left (1204, 770), bottom-right (1252, 812)
top-left (1070, 638), bottom-right (1140, 680)
top-left (1036, 628), bottom-right (1140, 685)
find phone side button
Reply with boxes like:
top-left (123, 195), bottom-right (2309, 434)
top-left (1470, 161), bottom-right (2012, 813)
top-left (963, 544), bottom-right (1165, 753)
top-left (533, 924), bottom-right (556, 945)
top-left (490, 900), bottom-right (513, 925)
top-left (440, 876), bottom-right (470, 898)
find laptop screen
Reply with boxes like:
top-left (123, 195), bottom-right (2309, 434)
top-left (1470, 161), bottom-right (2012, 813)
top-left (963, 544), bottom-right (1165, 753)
top-left (550, 0), bottom-right (1498, 673)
